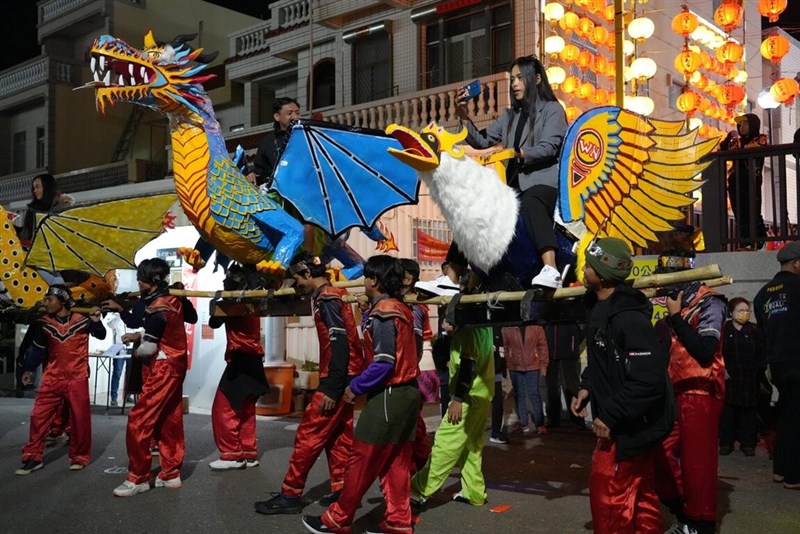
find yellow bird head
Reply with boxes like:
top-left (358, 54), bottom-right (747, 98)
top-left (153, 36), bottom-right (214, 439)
top-left (386, 122), bottom-right (468, 171)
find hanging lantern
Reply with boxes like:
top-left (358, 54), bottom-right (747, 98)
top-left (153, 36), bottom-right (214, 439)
top-left (592, 87), bottom-right (608, 106)
top-left (624, 96), bottom-right (655, 117)
top-left (671, 7), bottom-right (698, 37)
top-left (760, 34), bottom-right (791, 64)
top-left (559, 12), bottom-right (580, 33)
top-left (574, 0), bottom-right (591, 8)
top-left (590, 26), bottom-right (609, 47)
top-left (546, 66), bottom-right (566, 88)
top-left (720, 84), bottom-right (746, 107)
top-left (566, 106), bottom-right (582, 123)
top-left (604, 4), bottom-right (615, 23)
top-left (675, 49), bottom-right (702, 76)
top-left (560, 44), bottom-right (581, 64)
top-left (607, 91), bottom-right (616, 105)
top-left (590, 0), bottom-right (606, 14)
top-left (577, 50), bottom-right (594, 71)
top-left (700, 52), bottom-right (714, 72)
top-left (623, 39), bottom-right (635, 57)
top-left (627, 17), bottom-right (655, 41)
top-left (595, 55), bottom-right (608, 75)
top-left (689, 71), bottom-right (702, 85)
top-left (575, 17), bottom-right (594, 38)
top-left (561, 75), bottom-right (580, 94)
top-left (606, 60), bottom-right (616, 79)
top-left (726, 65), bottom-right (740, 81)
top-left (716, 41), bottom-right (744, 64)
top-left (733, 69), bottom-right (748, 84)
top-left (576, 82), bottom-right (595, 101)
top-left (544, 35), bottom-right (566, 57)
top-left (759, 0), bottom-right (788, 23)
top-left (713, 1), bottom-right (743, 34)
top-left (688, 117), bottom-right (702, 131)
top-left (770, 77), bottom-right (800, 105)
top-left (677, 90), bottom-right (701, 116)
top-left (630, 57), bottom-right (657, 82)
top-left (544, 2), bottom-right (565, 24)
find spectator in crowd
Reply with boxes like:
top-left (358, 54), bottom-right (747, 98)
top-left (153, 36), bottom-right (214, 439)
top-left (545, 323), bottom-right (586, 429)
top-left (502, 324), bottom-right (549, 435)
top-left (489, 327), bottom-right (509, 444)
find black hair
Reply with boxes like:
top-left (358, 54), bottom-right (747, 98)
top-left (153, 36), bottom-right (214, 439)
top-left (289, 252), bottom-right (328, 279)
top-left (136, 258), bottom-right (171, 287)
top-left (223, 264), bottom-right (249, 291)
top-left (29, 173), bottom-right (59, 212)
top-left (509, 56), bottom-right (561, 138)
top-left (400, 258), bottom-right (420, 284)
top-left (727, 296), bottom-right (751, 316)
top-left (364, 255), bottom-right (404, 297)
top-left (273, 97), bottom-right (300, 115)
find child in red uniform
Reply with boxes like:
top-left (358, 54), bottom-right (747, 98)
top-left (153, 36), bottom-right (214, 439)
top-left (302, 255), bottom-right (421, 534)
top-left (113, 258), bottom-right (191, 497)
top-left (16, 285), bottom-right (105, 475)
top-left (209, 265), bottom-right (270, 470)
top-left (256, 253), bottom-right (365, 514)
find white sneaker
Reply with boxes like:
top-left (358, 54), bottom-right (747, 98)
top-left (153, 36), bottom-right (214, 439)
top-left (154, 475), bottom-right (182, 489)
top-left (415, 274), bottom-right (459, 296)
top-left (209, 459), bottom-right (246, 471)
top-left (245, 459), bottom-right (260, 468)
top-left (664, 520), bottom-right (691, 534)
top-left (410, 491), bottom-right (428, 506)
top-left (113, 480), bottom-right (150, 497)
top-left (531, 265), bottom-right (563, 289)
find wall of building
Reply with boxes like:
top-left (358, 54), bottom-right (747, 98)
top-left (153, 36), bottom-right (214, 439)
top-left (4, 103), bottom-right (48, 175)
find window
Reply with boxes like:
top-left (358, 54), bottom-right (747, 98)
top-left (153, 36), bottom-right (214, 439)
top-left (36, 126), bottom-right (45, 168)
top-left (423, 1), bottom-right (511, 88)
top-left (668, 83), bottom-right (683, 112)
top-left (353, 33), bottom-right (392, 105)
top-left (13, 131), bottom-right (26, 173)
top-left (311, 58), bottom-right (336, 109)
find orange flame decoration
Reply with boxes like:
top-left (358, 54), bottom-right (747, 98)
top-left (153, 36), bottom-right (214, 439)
top-left (375, 221), bottom-right (399, 253)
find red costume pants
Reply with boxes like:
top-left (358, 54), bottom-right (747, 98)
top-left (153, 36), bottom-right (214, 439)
top-left (655, 392), bottom-right (723, 525)
top-left (22, 377), bottom-right (91, 466)
top-left (589, 438), bottom-right (661, 534)
top-left (282, 390), bottom-right (353, 497)
top-left (211, 389), bottom-right (257, 461)
top-left (411, 412), bottom-right (431, 472)
top-left (125, 360), bottom-right (185, 484)
top-left (322, 438), bottom-right (414, 534)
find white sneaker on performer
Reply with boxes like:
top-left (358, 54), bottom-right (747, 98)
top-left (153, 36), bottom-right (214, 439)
top-left (154, 475), bottom-right (182, 489)
top-left (209, 459), bottom-right (246, 471)
top-left (113, 480), bottom-right (150, 497)
top-left (531, 265), bottom-right (563, 289)
top-left (664, 520), bottom-right (690, 534)
top-left (245, 459), bottom-right (260, 468)
top-left (415, 274), bottom-right (459, 296)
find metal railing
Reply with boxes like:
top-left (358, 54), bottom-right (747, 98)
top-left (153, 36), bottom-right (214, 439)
top-left (39, 0), bottom-right (92, 24)
top-left (700, 143), bottom-right (800, 251)
top-left (0, 57), bottom-right (48, 99)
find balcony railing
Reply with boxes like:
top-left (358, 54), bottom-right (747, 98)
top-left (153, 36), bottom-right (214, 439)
top-left (0, 57), bottom-right (48, 100)
top-left (700, 143), bottom-right (800, 251)
top-left (38, 0), bottom-right (92, 24)
top-left (325, 72), bottom-right (510, 132)
top-left (275, 0), bottom-right (311, 29)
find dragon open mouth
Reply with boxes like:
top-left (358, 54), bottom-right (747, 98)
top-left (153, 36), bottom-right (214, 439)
top-left (385, 124), bottom-right (440, 171)
top-left (89, 52), bottom-right (154, 87)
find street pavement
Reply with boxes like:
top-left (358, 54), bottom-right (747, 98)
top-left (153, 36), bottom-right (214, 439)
top-left (0, 396), bottom-right (798, 533)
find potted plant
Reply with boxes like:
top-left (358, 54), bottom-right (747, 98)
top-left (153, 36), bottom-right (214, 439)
top-left (296, 360), bottom-right (320, 390)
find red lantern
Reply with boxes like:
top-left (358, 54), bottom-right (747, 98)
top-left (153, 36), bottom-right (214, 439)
top-left (675, 49), bottom-right (701, 76)
top-left (714, 1), bottom-right (743, 33)
top-left (677, 90), bottom-right (701, 115)
top-left (720, 85), bottom-right (746, 107)
top-left (671, 7), bottom-right (698, 37)
top-left (759, 0), bottom-right (788, 23)
top-left (771, 77), bottom-right (800, 105)
top-left (560, 44), bottom-right (580, 64)
top-left (760, 34), bottom-right (791, 64)
top-left (716, 41), bottom-right (744, 64)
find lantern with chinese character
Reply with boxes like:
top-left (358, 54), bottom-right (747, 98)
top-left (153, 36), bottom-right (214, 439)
top-left (576, 17), bottom-right (595, 38)
top-left (577, 50), bottom-right (594, 71)
top-left (671, 7), bottom-right (698, 37)
top-left (590, 26), bottom-right (609, 47)
top-left (716, 41), bottom-right (744, 64)
top-left (561, 75), bottom-right (580, 94)
top-left (592, 87), bottom-right (608, 106)
top-left (714, 1), bottom-right (743, 34)
top-left (760, 34), bottom-right (791, 64)
top-left (720, 84), bottom-right (746, 107)
top-left (759, 0), bottom-right (788, 23)
top-left (677, 90), bottom-right (701, 115)
top-left (675, 49), bottom-right (701, 76)
top-left (577, 82), bottom-right (596, 101)
top-left (560, 44), bottom-right (580, 64)
top-left (559, 12), bottom-right (580, 33)
top-left (770, 77), bottom-right (800, 105)
top-left (566, 106), bottom-right (581, 123)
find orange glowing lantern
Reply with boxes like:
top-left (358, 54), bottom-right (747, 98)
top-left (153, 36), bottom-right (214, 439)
top-left (577, 50), bottom-right (594, 71)
top-left (560, 44), bottom-right (581, 64)
top-left (714, 1), bottom-right (743, 34)
top-left (720, 84), bottom-right (746, 107)
top-left (694, 74), bottom-right (709, 91)
top-left (604, 5), bottom-right (615, 23)
top-left (726, 65), bottom-right (740, 81)
top-left (566, 106), bottom-right (581, 123)
top-left (759, 0), bottom-right (788, 23)
top-left (561, 75), bottom-right (580, 94)
top-left (675, 49), bottom-right (702, 76)
top-left (677, 90), bottom-right (701, 115)
top-left (606, 60), bottom-right (616, 79)
top-left (559, 12), bottom-right (580, 33)
top-left (577, 82), bottom-right (596, 100)
top-left (671, 7), bottom-right (698, 37)
top-left (760, 34), bottom-right (791, 64)
top-left (592, 87), bottom-right (608, 106)
top-left (607, 91), bottom-right (616, 105)
top-left (699, 124), bottom-right (709, 137)
top-left (716, 41), bottom-right (743, 64)
top-left (770, 77), bottom-right (800, 105)
top-left (700, 52), bottom-right (714, 71)
top-left (595, 55), bottom-right (608, 75)
top-left (590, 26), bottom-right (609, 47)
top-left (576, 17), bottom-right (595, 38)
top-left (590, 0), bottom-right (606, 14)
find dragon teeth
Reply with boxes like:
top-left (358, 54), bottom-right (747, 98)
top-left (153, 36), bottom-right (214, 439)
top-left (99, 56), bottom-right (105, 71)
top-left (103, 71), bottom-right (111, 86)
top-left (93, 71), bottom-right (100, 82)
top-left (140, 66), bottom-right (146, 79)
top-left (143, 72), bottom-right (149, 84)
top-left (91, 56), bottom-right (96, 72)
top-left (128, 64), bottom-right (134, 76)
top-left (118, 75), bottom-right (125, 86)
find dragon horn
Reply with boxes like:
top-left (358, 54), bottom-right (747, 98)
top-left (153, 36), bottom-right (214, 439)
top-left (144, 29), bottom-right (157, 49)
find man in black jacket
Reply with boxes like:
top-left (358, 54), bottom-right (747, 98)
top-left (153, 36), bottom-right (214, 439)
top-left (247, 97), bottom-right (300, 187)
top-left (571, 238), bottom-right (675, 534)
top-left (545, 323), bottom-right (585, 429)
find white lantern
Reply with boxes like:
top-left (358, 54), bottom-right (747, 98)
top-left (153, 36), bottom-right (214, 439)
top-left (546, 66), bottom-right (566, 87)
top-left (544, 35), bottom-right (566, 57)
top-left (733, 70), bottom-right (748, 84)
top-left (688, 117), bottom-right (703, 131)
top-left (544, 2), bottom-right (565, 23)
top-left (627, 17), bottom-right (655, 41)
top-left (623, 39), bottom-right (635, 57)
top-left (624, 95), bottom-right (655, 116)
top-left (630, 57), bottom-right (657, 81)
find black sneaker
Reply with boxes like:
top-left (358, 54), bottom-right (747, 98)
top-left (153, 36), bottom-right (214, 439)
top-left (15, 460), bottom-right (44, 476)
top-left (489, 433), bottom-right (509, 444)
top-left (254, 493), bottom-right (303, 515)
top-left (302, 515), bottom-right (334, 533)
top-left (317, 490), bottom-right (340, 506)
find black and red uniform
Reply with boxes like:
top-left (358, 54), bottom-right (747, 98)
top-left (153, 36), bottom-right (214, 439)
top-left (125, 293), bottom-right (188, 484)
top-left (21, 312), bottom-right (106, 466)
top-left (322, 296), bottom-right (420, 534)
top-left (210, 314), bottom-right (269, 462)
top-left (410, 302), bottom-right (432, 471)
top-left (281, 283), bottom-right (365, 497)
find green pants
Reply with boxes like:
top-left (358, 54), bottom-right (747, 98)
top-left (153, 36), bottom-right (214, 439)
top-left (411, 397), bottom-right (491, 505)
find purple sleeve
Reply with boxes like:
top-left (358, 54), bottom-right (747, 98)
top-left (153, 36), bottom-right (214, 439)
top-left (412, 305), bottom-right (425, 337)
top-left (349, 361), bottom-right (395, 395)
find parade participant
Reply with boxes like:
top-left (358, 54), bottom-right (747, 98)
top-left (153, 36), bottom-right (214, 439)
top-left (753, 241), bottom-right (800, 490)
top-left (256, 253), bottom-right (365, 514)
top-left (113, 258), bottom-right (191, 497)
top-left (208, 265), bottom-right (269, 470)
top-left (14, 173), bottom-right (74, 249)
top-left (545, 323), bottom-right (585, 429)
top-left (302, 255), bottom-right (420, 534)
top-left (412, 271), bottom-right (495, 507)
top-left (15, 285), bottom-right (105, 475)
top-left (571, 238), bottom-right (674, 534)
top-left (457, 55), bottom-right (567, 288)
top-left (652, 250), bottom-right (727, 534)
top-left (248, 96), bottom-right (300, 187)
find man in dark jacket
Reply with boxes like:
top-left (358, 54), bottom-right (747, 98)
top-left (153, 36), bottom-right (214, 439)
top-left (545, 323), bottom-right (585, 429)
top-left (571, 238), bottom-right (675, 534)
top-left (753, 241), bottom-right (800, 490)
top-left (247, 97), bottom-right (300, 187)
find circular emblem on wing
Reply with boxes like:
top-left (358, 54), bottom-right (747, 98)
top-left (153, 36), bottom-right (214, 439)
top-left (574, 129), bottom-right (604, 168)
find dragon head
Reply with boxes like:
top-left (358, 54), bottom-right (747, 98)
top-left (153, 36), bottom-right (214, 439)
top-left (386, 122), bottom-right (468, 171)
top-left (84, 30), bottom-right (218, 120)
